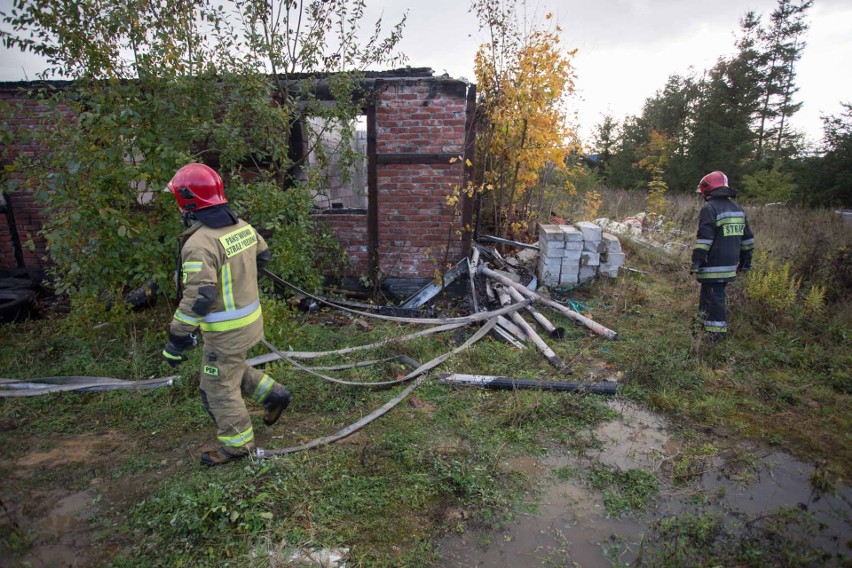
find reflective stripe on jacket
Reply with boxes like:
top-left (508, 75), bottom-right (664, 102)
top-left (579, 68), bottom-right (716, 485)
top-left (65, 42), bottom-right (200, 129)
top-left (691, 187), bottom-right (754, 283)
top-left (169, 219), bottom-right (268, 354)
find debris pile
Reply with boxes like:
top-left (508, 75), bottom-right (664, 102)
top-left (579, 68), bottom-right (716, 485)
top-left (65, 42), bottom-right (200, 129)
top-left (537, 222), bottom-right (625, 287)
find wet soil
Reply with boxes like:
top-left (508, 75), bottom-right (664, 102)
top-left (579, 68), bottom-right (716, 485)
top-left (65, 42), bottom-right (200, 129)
top-left (0, 428), bottom-right (208, 568)
top-left (436, 400), bottom-right (852, 567)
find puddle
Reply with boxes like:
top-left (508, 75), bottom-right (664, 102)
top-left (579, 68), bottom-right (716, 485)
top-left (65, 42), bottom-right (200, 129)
top-left (435, 401), bottom-right (852, 566)
top-left (1, 490), bottom-right (94, 568)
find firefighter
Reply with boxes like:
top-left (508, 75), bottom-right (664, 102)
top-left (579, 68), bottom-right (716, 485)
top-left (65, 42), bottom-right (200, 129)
top-left (690, 171), bottom-right (755, 341)
top-left (162, 163), bottom-right (291, 466)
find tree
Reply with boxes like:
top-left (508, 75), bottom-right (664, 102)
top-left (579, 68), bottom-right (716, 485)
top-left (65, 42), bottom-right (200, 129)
top-left (472, 1), bottom-right (578, 237)
top-left (794, 103), bottom-right (852, 207)
top-left (754, 0), bottom-right (812, 159)
top-left (591, 114), bottom-right (619, 182)
top-left (1, 0), bottom-right (405, 303)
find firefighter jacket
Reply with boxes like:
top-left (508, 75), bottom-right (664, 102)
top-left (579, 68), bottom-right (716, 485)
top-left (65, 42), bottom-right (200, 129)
top-left (691, 186), bottom-right (754, 282)
top-left (169, 219), bottom-right (269, 354)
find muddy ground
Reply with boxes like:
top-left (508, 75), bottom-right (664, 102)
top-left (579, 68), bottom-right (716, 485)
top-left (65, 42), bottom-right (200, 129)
top-left (437, 401), bottom-right (851, 567)
top-left (3, 398), bottom-right (849, 567)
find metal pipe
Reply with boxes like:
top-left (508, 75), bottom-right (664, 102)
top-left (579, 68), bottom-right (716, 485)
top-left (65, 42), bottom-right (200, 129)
top-left (495, 285), bottom-right (567, 373)
top-left (505, 285), bottom-right (565, 339)
top-left (478, 264), bottom-right (618, 339)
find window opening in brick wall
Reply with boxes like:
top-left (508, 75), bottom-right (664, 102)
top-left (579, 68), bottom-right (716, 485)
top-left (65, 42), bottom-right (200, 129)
top-left (304, 114), bottom-right (367, 211)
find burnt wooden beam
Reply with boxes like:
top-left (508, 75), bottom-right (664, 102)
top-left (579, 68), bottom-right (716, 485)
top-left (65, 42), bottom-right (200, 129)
top-left (366, 98), bottom-right (380, 291)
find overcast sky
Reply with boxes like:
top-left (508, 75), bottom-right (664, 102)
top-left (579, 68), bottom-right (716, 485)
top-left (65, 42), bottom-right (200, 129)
top-left (2, 0), bottom-right (849, 145)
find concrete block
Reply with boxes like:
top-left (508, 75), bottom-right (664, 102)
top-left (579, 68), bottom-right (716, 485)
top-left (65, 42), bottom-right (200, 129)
top-left (539, 224), bottom-right (565, 242)
top-left (539, 241), bottom-right (565, 257)
top-left (581, 252), bottom-right (600, 267)
top-left (575, 221), bottom-right (602, 243)
top-left (579, 265), bottom-right (597, 283)
top-left (560, 225), bottom-right (584, 242)
top-left (559, 271), bottom-right (579, 286)
top-left (564, 241), bottom-right (584, 251)
top-left (602, 233), bottom-right (622, 252)
top-left (599, 268), bottom-right (620, 278)
top-left (538, 263), bottom-right (560, 285)
top-left (583, 239), bottom-right (606, 253)
top-left (538, 247), bottom-right (565, 258)
top-left (561, 249), bottom-right (582, 262)
top-left (601, 251), bottom-right (625, 268)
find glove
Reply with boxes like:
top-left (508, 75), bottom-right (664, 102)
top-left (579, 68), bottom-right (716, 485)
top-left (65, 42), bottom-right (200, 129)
top-left (689, 263), bottom-right (701, 275)
top-left (161, 332), bottom-right (197, 367)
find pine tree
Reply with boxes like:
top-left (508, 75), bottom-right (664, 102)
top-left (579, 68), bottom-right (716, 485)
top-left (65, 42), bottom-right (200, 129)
top-left (591, 114), bottom-right (619, 181)
top-left (755, 0), bottom-right (812, 159)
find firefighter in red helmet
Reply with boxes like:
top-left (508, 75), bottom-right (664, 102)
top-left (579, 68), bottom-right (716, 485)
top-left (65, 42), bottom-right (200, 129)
top-left (690, 171), bottom-right (755, 341)
top-left (163, 163), bottom-right (291, 466)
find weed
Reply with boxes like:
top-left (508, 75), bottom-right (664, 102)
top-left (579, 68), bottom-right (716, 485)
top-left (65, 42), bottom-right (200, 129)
top-left (587, 464), bottom-right (659, 517)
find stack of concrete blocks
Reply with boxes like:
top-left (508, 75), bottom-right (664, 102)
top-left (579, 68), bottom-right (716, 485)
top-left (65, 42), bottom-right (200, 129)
top-left (576, 221), bottom-right (603, 283)
top-left (537, 224), bottom-right (565, 287)
top-left (537, 222), bottom-right (626, 286)
top-left (599, 233), bottom-right (625, 277)
top-left (559, 225), bottom-right (583, 286)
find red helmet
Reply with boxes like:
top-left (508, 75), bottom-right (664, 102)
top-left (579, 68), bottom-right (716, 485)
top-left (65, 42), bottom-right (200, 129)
top-left (696, 171), bottom-right (728, 196)
top-left (167, 164), bottom-right (227, 212)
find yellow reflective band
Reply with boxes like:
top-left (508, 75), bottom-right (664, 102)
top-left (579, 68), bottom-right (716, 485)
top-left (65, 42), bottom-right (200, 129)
top-left (716, 217), bottom-right (745, 226)
top-left (200, 304), bottom-right (262, 332)
top-left (162, 350), bottom-right (183, 361)
top-left (694, 243), bottom-right (711, 251)
top-left (182, 261), bottom-right (203, 273)
top-left (218, 427), bottom-right (255, 448)
top-left (173, 310), bottom-right (202, 325)
top-left (251, 375), bottom-right (274, 403)
top-left (697, 271), bottom-right (736, 279)
top-left (221, 264), bottom-right (235, 311)
top-left (218, 226), bottom-right (257, 258)
top-left (741, 243), bottom-right (755, 250)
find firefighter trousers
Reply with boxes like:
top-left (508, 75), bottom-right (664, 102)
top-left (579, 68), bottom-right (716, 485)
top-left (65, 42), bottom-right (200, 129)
top-left (199, 346), bottom-right (284, 456)
top-left (698, 282), bottom-right (728, 335)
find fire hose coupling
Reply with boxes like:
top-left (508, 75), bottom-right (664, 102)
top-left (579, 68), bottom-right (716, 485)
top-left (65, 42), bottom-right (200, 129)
top-left (255, 447), bottom-right (266, 459)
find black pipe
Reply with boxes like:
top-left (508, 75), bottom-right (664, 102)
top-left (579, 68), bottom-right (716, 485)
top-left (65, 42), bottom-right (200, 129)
top-left (438, 373), bottom-right (617, 395)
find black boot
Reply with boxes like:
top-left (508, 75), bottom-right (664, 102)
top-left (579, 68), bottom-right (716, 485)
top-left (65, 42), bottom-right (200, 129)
top-left (263, 388), bottom-right (291, 426)
top-left (200, 447), bottom-right (251, 467)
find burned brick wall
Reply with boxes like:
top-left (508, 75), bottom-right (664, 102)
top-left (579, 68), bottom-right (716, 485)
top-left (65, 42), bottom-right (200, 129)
top-left (0, 72), bottom-right (473, 282)
top-left (315, 76), bottom-right (472, 280)
top-left (0, 84), bottom-right (62, 271)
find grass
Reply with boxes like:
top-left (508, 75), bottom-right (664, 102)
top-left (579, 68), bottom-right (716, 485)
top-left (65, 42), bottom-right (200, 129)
top-left (1, 192), bottom-right (850, 566)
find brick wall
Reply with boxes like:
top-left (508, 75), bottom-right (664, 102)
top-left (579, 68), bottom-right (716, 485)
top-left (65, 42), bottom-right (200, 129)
top-left (375, 80), bottom-right (467, 278)
top-left (0, 76), bottom-right (471, 281)
top-left (0, 85), bottom-right (61, 270)
top-left (314, 212), bottom-right (369, 275)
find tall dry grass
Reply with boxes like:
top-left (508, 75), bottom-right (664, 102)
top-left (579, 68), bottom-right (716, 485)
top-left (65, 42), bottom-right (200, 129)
top-left (582, 187), bottom-right (852, 300)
